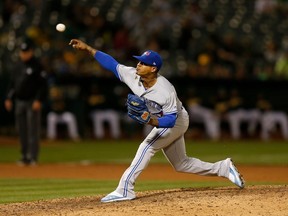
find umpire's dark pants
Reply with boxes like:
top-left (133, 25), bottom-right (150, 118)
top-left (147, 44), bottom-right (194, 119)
top-left (15, 99), bottom-right (41, 161)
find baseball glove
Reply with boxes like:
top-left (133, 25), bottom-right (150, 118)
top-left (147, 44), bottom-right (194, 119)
top-left (126, 94), bottom-right (151, 124)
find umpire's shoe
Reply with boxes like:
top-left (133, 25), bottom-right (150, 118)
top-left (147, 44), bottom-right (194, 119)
top-left (228, 158), bottom-right (245, 189)
top-left (16, 158), bottom-right (38, 166)
top-left (101, 191), bottom-right (135, 203)
top-left (16, 158), bottom-right (31, 166)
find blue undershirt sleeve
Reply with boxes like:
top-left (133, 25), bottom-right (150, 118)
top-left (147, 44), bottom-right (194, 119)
top-left (157, 113), bottom-right (177, 128)
top-left (94, 51), bottom-right (120, 79)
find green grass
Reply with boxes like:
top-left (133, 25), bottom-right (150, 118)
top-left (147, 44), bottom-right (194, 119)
top-left (0, 139), bottom-right (288, 165)
top-left (0, 178), bottom-right (230, 204)
top-left (0, 179), bottom-right (114, 203)
top-left (0, 139), bottom-right (287, 204)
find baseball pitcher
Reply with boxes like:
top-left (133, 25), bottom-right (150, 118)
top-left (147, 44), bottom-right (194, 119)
top-left (69, 39), bottom-right (245, 202)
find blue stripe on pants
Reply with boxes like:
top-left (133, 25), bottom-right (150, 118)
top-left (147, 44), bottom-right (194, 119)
top-left (123, 128), bottom-right (168, 197)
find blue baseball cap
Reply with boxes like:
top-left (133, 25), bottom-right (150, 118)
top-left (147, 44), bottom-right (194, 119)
top-left (133, 50), bottom-right (162, 71)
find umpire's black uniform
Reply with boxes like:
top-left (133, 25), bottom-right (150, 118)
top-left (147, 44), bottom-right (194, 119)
top-left (5, 42), bottom-right (48, 165)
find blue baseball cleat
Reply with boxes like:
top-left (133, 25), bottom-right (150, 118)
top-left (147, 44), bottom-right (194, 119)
top-left (101, 191), bottom-right (135, 203)
top-left (228, 158), bottom-right (245, 189)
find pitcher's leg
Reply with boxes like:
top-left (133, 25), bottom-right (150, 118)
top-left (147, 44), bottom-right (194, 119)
top-left (163, 136), bottom-right (229, 177)
top-left (115, 141), bottom-right (158, 198)
top-left (163, 136), bottom-right (244, 188)
top-left (110, 127), bottom-right (172, 199)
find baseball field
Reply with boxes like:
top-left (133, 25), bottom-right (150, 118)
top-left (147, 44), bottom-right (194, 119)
top-left (0, 137), bottom-right (287, 216)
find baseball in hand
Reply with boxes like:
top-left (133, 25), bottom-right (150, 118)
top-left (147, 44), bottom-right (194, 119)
top-left (56, 23), bottom-right (66, 32)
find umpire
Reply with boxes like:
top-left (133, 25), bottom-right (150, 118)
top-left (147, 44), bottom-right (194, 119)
top-left (4, 40), bottom-right (48, 165)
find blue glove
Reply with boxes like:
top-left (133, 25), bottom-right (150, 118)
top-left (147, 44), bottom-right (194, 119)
top-left (126, 94), bottom-right (151, 124)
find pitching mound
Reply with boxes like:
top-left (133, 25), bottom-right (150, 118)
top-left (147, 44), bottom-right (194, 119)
top-left (0, 185), bottom-right (287, 216)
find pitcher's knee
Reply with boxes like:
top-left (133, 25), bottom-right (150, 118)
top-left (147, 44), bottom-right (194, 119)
top-left (172, 158), bottom-right (190, 172)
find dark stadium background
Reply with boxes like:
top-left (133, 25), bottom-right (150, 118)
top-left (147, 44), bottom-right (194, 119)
top-left (1, 0), bottom-right (288, 139)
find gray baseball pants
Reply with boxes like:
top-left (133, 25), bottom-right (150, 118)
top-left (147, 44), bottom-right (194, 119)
top-left (114, 108), bottom-right (230, 198)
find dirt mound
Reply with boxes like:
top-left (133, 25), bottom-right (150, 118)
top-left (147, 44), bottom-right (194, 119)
top-left (0, 185), bottom-right (287, 216)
